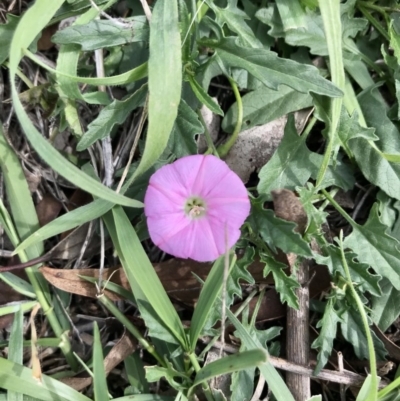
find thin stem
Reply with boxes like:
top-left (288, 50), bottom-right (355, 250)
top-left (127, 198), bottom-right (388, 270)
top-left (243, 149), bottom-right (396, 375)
top-left (197, 109), bottom-right (219, 157)
top-left (188, 352), bottom-right (215, 401)
top-left (338, 231), bottom-right (378, 400)
top-left (97, 294), bottom-right (166, 368)
top-left (357, 4), bottom-right (390, 42)
top-left (217, 77), bottom-right (243, 157)
top-left (321, 189), bottom-right (357, 227)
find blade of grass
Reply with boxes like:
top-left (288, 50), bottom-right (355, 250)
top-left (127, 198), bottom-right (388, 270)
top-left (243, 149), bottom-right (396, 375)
top-left (93, 322), bottom-right (110, 401)
top-left (7, 307), bottom-right (23, 401)
top-left (0, 358), bottom-right (91, 401)
top-left (104, 207), bottom-right (187, 349)
top-left (131, 0), bottom-right (182, 180)
top-left (316, 0), bottom-right (345, 186)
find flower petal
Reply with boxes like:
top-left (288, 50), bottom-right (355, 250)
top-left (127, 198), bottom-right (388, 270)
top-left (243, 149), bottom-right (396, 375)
top-left (144, 183), bottom-right (185, 217)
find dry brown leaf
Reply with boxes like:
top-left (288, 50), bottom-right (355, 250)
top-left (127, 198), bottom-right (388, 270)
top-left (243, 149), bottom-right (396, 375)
top-left (39, 266), bottom-right (128, 301)
top-left (30, 304), bottom-right (42, 382)
top-left (36, 194), bottom-right (62, 227)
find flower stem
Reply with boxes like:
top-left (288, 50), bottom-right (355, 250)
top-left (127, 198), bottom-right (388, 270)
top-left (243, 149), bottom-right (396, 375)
top-left (197, 109), bottom-right (219, 157)
top-left (217, 77), bottom-right (243, 158)
top-left (338, 231), bottom-right (378, 400)
top-left (188, 352), bottom-right (215, 401)
top-left (97, 294), bottom-right (167, 368)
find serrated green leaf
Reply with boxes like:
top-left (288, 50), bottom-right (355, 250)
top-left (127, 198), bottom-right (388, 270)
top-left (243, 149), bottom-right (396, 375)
top-left (350, 87), bottom-right (400, 201)
top-left (222, 83), bottom-right (312, 133)
top-left (261, 254), bottom-right (300, 309)
top-left (52, 17), bottom-right (149, 51)
top-left (226, 310), bottom-right (296, 401)
top-left (314, 245), bottom-right (381, 296)
top-left (344, 204), bottom-right (400, 290)
top-left (249, 197), bottom-right (312, 257)
top-left (200, 37), bottom-right (342, 97)
top-left (145, 362), bottom-right (188, 392)
top-left (205, 0), bottom-right (261, 48)
top-left (77, 85), bottom-right (147, 151)
top-left (371, 278), bottom-right (400, 332)
top-left (256, 1), bottom-right (367, 56)
top-left (132, 0), bottom-right (182, 180)
top-left (337, 110), bottom-right (377, 146)
top-left (340, 304), bottom-right (387, 361)
top-left (311, 299), bottom-right (342, 374)
top-left (168, 99), bottom-right (204, 157)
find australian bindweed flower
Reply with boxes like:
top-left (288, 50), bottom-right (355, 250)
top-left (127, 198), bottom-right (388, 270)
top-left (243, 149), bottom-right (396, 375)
top-left (144, 155), bottom-right (250, 262)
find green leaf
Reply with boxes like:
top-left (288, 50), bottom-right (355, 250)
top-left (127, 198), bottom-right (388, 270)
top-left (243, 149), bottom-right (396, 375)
top-left (315, 0), bottom-right (345, 186)
top-left (14, 199), bottom-right (112, 254)
top-left (52, 17), bottom-right (149, 51)
top-left (200, 37), bottom-right (342, 97)
top-left (106, 206), bottom-right (187, 348)
top-left (187, 75), bottom-right (223, 116)
top-left (256, 2), bottom-right (367, 56)
top-left (311, 299), bottom-right (342, 374)
top-left (343, 204), bottom-right (400, 290)
top-left (275, 0), bottom-right (306, 31)
top-left (146, 361), bottom-right (188, 392)
top-left (314, 245), bottom-right (381, 296)
top-left (168, 100), bottom-right (204, 157)
top-left (371, 278), bottom-right (400, 332)
top-left (350, 87), bottom-right (400, 201)
top-left (0, 15), bottom-right (21, 64)
top-left (226, 310), bottom-right (296, 401)
top-left (257, 115), bottom-right (314, 197)
top-left (191, 349), bottom-right (267, 390)
top-left (124, 352), bottom-right (149, 394)
top-left (113, 397), bottom-right (174, 401)
top-left (356, 374), bottom-right (380, 401)
top-left (205, 0), bottom-right (262, 48)
top-left (190, 254), bottom-right (235, 349)
top-left (0, 301), bottom-right (38, 317)
top-left (201, 247), bottom-right (256, 335)
top-left (8, 308), bottom-right (24, 401)
top-left (0, 357), bottom-right (91, 401)
top-left (0, 126), bottom-right (43, 258)
top-left (77, 85), bottom-right (147, 151)
top-left (0, 273), bottom-right (35, 299)
top-left (8, 0), bottom-right (143, 209)
top-left (248, 197), bottom-right (312, 257)
top-left (93, 322), bottom-right (109, 401)
top-left (222, 83), bottom-right (312, 133)
top-left (340, 304), bottom-right (387, 361)
top-left (261, 253), bottom-right (300, 309)
top-left (132, 0), bottom-right (182, 180)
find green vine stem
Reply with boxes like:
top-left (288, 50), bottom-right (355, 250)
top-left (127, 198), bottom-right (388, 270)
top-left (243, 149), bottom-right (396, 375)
top-left (217, 77), bottom-right (243, 158)
top-left (338, 231), bottom-right (378, 400)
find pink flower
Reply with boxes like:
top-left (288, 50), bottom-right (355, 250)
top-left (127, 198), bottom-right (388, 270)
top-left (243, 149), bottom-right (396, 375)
top-left (144, 155), bottom-right (250, 262)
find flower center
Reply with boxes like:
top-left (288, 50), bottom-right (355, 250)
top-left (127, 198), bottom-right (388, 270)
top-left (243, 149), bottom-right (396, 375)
top-left (184, 196), bottom-right (207, 219)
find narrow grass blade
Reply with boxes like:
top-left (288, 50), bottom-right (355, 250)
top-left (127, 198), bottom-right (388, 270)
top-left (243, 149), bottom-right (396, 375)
top-left (93, 322), bottom-right (110, 401)
top-left (132, 0), bottom-right (182, 179)
top-left (7, 307), bottom-right (23, 401)
top-left (0, 358), bottom-right (91, 401)
top-left (316, 0), bottom-right (345, 186)
top-left (106, 207), bottom-right (187, 349)
top-left (191, 349), bottom-right (267, 390)
top-left (189, 254), bottom-right (235, 349)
